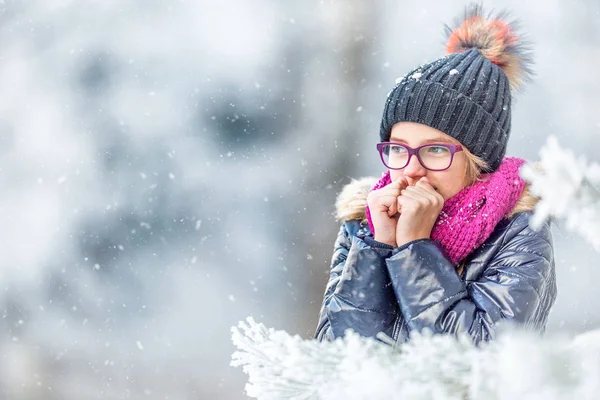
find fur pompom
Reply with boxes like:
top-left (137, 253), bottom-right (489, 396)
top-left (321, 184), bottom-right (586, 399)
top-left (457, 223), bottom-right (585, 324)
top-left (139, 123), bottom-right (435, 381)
top-left (445, 4), bottom-right (533, 90)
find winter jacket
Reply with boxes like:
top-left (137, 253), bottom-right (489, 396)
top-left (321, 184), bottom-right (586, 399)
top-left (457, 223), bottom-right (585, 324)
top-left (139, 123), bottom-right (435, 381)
top-left (314, 177), bottom-right (557, 345)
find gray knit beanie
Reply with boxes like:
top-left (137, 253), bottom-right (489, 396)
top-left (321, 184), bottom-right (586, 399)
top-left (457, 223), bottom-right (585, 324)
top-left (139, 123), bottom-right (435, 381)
top-left (380, 4), bottom-right (533, 172)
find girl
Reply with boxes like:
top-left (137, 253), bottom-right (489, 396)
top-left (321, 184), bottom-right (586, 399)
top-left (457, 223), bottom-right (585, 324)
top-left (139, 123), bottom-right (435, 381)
top-left (314, 5), bottom-right (557, 345)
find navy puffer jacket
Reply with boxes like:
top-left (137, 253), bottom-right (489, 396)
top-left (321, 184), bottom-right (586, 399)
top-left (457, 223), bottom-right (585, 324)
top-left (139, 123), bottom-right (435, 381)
top-left (314, 178), bottom-right (557, 344)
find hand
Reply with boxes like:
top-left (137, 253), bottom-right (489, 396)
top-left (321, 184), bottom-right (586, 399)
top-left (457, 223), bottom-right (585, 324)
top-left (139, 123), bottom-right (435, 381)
top-left (366, 178), bottom-right (407, 246)
top-left (395, 177), bottom-right (444, 247)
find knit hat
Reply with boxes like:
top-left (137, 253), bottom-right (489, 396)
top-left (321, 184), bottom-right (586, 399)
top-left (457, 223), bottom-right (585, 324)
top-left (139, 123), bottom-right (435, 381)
top-left (380, 4), bottom-right (533, 172)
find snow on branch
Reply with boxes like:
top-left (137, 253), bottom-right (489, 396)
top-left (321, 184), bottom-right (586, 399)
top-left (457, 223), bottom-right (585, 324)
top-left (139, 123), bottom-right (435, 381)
top-left (521, 135), bottom-right (600, 250)
top-left (231, 317), bottom-right (600, 400)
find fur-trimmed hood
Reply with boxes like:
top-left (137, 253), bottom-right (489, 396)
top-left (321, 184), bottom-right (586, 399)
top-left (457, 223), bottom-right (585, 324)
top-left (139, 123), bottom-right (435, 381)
top-left (335, 177), bottom-right (538, 223)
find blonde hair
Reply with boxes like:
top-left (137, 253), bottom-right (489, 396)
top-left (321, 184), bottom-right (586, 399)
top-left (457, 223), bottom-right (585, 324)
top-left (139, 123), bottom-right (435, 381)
top-left (463, 147), bottom-right (489, 185)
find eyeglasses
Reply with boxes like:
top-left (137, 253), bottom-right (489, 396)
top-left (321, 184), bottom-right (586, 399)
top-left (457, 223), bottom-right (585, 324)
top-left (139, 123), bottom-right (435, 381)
top-left (376, 142), bottom-right (463, 171)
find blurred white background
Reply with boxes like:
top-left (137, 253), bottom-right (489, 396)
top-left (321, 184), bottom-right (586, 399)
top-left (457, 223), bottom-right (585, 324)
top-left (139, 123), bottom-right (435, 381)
top-left (0, 0), bottom-right (599, 398)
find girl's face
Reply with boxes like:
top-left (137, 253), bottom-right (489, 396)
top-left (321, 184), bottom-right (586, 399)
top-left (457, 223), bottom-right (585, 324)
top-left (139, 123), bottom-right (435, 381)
top-left (388, 122), bottom-right (469, 200)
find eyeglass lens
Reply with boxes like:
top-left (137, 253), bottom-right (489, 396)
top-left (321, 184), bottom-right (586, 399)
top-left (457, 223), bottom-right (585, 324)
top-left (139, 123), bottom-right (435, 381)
top-left (382, 144), bottom-right (453, 170)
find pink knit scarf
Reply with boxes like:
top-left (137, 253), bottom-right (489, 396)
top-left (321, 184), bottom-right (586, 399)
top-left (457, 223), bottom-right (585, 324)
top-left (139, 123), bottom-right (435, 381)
top-left (365, 157), bottom-right (526, 265)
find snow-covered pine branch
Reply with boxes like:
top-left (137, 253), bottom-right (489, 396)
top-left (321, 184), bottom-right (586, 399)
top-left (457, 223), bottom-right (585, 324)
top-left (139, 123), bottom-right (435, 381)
top-left (520, 135), bottom-right (600, 250)
top-left (231, 317), bottom-right (600, 400)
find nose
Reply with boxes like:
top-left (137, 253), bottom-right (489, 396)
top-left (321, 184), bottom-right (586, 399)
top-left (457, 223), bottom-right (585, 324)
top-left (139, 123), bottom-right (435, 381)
top-left (403, 153), bottom-right (427, 185)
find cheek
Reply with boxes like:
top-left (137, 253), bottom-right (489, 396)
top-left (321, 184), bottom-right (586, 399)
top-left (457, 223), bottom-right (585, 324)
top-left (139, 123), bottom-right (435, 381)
top-left (439, 182), bottom-right (465, 200)
top-left (435, 170), bottom-right (468, 200)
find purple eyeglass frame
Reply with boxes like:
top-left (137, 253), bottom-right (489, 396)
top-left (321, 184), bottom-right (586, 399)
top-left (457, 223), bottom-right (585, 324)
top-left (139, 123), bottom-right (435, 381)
top-left (376, 142), bottom-right (463, 171)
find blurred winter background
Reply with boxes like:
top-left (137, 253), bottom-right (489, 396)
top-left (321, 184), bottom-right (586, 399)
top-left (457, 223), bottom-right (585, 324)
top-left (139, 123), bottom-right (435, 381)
top-left (0, 0), bottom-right (598, 398)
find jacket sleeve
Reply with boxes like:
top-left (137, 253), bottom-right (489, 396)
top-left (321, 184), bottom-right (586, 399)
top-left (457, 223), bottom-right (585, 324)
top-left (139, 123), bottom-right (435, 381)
top-left (314, 222), bottom-right (399, 342)
top-left (386, 215), bottom-right (557, 344)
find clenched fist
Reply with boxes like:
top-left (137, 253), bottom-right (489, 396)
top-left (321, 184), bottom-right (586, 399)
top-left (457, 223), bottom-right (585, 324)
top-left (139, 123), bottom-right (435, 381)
top-left (395, 177), bottom-right (444, 247)
top-left (367, 177), bottom-right (444, 247)
top-left (366, 178), bottom-right (407, 246)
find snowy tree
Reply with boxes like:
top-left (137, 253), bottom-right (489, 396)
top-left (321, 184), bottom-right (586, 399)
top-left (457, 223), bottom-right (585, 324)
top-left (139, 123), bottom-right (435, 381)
top-left (231, 317), bottom-right (600, 400)
top-left (521, 136), bottom-right (600, 251)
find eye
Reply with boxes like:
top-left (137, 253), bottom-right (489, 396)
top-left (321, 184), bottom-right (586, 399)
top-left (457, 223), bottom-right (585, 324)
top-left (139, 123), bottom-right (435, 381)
top-left (390, 145), bottom-right (406, 154)
top-left (427, 145), bottom-right (450, 154)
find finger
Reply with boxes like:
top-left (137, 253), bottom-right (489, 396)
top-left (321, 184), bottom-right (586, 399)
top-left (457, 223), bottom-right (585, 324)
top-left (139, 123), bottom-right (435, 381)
top-left (385, 178), bottom-right (407, 193)
top-left (415, 177), bottom-right (437, 193)
top-left (402, 186), bottom-right (443, 208)
top-left (396, 194), bottom-right (416, 212)
top-left (399, 189), bottom-right (423, 202)
top-left (405, 185), bottom-right (438, 203)
top-left (379, 185), bottom-right (402, 198)
top-left (400, 188), bottom-right (441, 211)
top-left (374, 195), bottom-right (401, 212)
top-left (419, 178), bottom-right (445, 204)
top-left (396, 177), bottom-right (408, 190)
top-left (416, 177), bottom-right (443, 199)
top-left (396, 196), bottom-right (403, 214)
top-left (387, 198), bottom-right (397, 217)
top-left (376, 192), bottom-right (398, 216)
